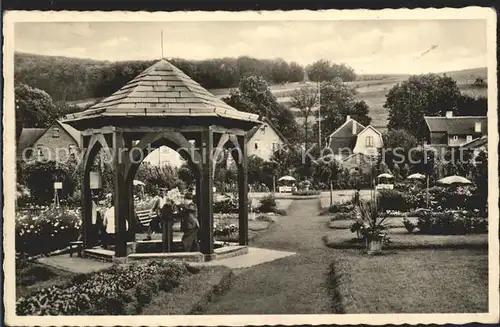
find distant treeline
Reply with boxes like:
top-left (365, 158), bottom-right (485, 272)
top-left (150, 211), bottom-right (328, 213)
top-left (14, 53), bottom-right (308, 101)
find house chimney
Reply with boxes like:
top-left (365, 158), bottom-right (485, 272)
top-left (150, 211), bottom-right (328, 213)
top-left (475, 121), bottom-right (482, 133)
top-left (352, 121), bottom-right (357, 135)
top-left (445, 111), bottom-right (453, 118)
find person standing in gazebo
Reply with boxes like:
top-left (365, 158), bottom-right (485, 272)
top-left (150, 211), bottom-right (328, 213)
top-left (146, 189), bottom-right (167, 240)
top-left (180, 192), bottom-right (200, 252)
top-left (102, 196), bottom-right (128, 249)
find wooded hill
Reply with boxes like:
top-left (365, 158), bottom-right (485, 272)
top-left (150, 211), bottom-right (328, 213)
top-left (14, 52), bottom-right (306, 102)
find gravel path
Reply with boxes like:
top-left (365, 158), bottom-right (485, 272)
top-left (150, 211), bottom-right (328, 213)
top-left (201, 199), bottom-right (339, 314)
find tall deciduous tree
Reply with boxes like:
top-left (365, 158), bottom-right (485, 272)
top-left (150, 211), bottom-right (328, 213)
top-left (385, 74), bottom-right (462, 140)
top-left (223, 75), bottom-right (300, 141)
top-left (291, 85), bottom-right (319, 149)
top-left (15, 83), bottom-right (58, 140)
top-left (306, 60), bottom-right (357, 82)
top-left (457, 95), bottom-right (487, 116)
top-left (315, 78), bottom-right (372, 144)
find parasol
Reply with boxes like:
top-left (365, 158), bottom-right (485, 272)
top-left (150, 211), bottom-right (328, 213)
top-left (278, 175), bottom-right (296, 182)
top-left (133, 180), bottom-right (146, 186)
top-left (377, 173), bottom-right (394, 179)
top-left (437, 175), bottom-right (472, 185)
top-left (407, 173), bottom-right (426, 180)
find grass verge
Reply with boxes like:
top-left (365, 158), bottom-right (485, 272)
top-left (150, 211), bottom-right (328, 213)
top-left (330, 248), bottom-right (488, 313)
top-left (323, 228), bottom-right (488, 250)
top-left (141, 265), bottom-right (233, 315)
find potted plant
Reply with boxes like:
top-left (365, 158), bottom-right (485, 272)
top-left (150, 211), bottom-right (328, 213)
top-left (350, 200), bottom-right (389, 254)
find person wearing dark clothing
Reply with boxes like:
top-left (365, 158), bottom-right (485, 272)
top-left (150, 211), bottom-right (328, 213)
top-left (181, 193), bottom-right (200, 252)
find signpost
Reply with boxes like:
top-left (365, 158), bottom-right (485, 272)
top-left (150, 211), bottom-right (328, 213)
top-left (53, 182), bottom-right (62, 207)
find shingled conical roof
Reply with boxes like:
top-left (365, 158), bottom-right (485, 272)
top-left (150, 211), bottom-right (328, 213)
top-left (63, 59), bottom-right (260, 129)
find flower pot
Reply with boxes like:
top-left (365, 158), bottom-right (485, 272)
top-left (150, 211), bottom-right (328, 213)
top-left (366, 236), bottom-right (383, 254)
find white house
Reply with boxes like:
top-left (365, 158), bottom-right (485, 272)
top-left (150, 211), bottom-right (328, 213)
top-left (327, 115), bottom-right (383, 161)
top-left (246, 117), bottom-right (287, 161)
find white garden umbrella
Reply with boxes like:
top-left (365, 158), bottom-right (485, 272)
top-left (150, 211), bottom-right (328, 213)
top-left (437, 175), bottom-right (472, 185)
top-left (133, 180), bottom-right (146, 186)
top-left (407, 173), bottom-right (426, 180)
top-left (377, 173), bottom-right (394, 179)
top-left (278, 175), bottom-right (296, 182)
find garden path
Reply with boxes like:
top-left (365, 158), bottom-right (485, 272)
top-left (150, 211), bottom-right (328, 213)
top-left (201, 198), bottom-right (339, 314)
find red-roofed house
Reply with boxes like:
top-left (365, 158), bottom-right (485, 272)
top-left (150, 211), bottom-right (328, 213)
top-left (17, 120), bottom-right (81, 162)
top-left (424, 111), bottom-right (487, 149)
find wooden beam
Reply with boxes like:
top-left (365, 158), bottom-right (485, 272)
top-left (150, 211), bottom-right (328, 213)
top-left (117, 125), bottom-right (210, 133)
top-left (124, 138), bottom-right (135, 243)
top-left (237, 135), bottom-right (249, 246)
top-left (81, 126), bottom-right (116, 136)
top-left (199, 128), bottom-right (214, 256)
top-left (113, 132), bottom-right (128, 257)
top-left (81, 170), bottom-right (92, 249)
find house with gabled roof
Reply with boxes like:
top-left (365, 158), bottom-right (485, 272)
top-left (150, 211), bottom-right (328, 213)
top-left (17, 120), bottom-right (81, 162)
top-left (246, 117), bottom-right (287, 161)
top-left (424, 111), bottom-right (487, 149)
top-left (327, 115), bottom-right (383, 162)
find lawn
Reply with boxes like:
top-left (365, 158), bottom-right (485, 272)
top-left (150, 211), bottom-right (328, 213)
top-left (330, 248), bottom-right (488, 313)
top-left (324, 227), bottom-right (488, 250)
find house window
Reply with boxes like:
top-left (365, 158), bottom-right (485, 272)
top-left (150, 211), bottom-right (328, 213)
top-left (52, 127), bottom-right (60, 138)
top-left (365, 136), bottom-right (374, 147)
top-left (466, 135), bottom-right (473, 143)
top-left (254, 142), bottom-right (259, 150)
top-left (37, 145), bottom-right (44, 157)
top-left (452, 135), bottom-right (458, 141)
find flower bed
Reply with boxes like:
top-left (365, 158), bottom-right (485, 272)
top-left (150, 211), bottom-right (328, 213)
top-left (16, 208), bottom-right (81, 258)
top-left (291, 190), bottom-right (321, 196)
top-left (16, 261), bottom-right (194, 315)
top-left (403, 211), bottom-right (488, 235)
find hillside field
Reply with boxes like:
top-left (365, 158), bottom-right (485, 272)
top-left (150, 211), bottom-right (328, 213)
top-left (209, 67), bottom-right (487, 132)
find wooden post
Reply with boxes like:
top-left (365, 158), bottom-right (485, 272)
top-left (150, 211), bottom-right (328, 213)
top-left (237, 135), bottom-right (249, 246)
top-left (200, 128), bottom-right (214, 255)
top-left (82, 169), bottom-right (92, 249)
top-left (113, 132), bottom-right (128, 257)
top-left (125, 137), bottom-right (135, 243)
top-left (195, 174), bottom-right (203, 248)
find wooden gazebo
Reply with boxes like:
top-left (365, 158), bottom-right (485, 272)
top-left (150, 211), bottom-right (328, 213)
top-left (61, 59), bottom-right (261, 258)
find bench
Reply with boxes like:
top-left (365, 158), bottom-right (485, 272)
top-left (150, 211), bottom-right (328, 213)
top-left (68, 241), bottom-right (83, 257)
top-left (136, 209), bottom-right (153, 227)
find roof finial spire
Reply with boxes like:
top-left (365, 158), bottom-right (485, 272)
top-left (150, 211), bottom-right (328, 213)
top-left (161, 30), bottom-right (164, 60)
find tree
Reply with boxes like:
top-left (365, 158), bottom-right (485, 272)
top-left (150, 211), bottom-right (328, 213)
top-left (385, 74), bottom-right (462, 140)
top-left (177, 163), bottom-right (195, 187)
top-left (381, 129), bottom-right (419, 168)
top-left (223, 75), bottom-right (300, 141)
top-left (457, 95), bottom-right (487, 116)
top-left (15, 84), bottom-right (58, 140)
top-left (291, 85), bottom-right (319, 149)
top-left (314, 78), bottom-right (371, 144)
top-left (306, 60), bottom-right (356, 82)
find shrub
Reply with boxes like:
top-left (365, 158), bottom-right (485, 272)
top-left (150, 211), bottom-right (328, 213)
top-left (258, 194), bottom-right (277, 213)
top-left (327, 200), bottom-right (354, 214)
top-left (402, 218), bottom-right (416, 233)
top-left (292, 190), bottom-right (320, 196)
top-left (213, 197), bottom-right (239, 214)
top-left (330, 212), bottom-right (354, 221)
top-left (256, 214), bottom-right (274, 222)
top-left (16, 207), bottom-right (81, 257)
top-left (415, 210), bottom-right (487, 235)
top-left (377, 190), bottom-right (407, 212)
top-left (16, 261), bottom-right (192, 315)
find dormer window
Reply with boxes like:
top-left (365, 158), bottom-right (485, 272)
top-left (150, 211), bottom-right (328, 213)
top-left (452, 135), bottom-right (458, 141)
top-left (475, 122), bottom-right (482, 133)
top-left (52, 127), bottom-right (60, 138)
top-left (466, 135), bottom-right (473, 143)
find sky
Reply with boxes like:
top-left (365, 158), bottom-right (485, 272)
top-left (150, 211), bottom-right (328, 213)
top-left (14, 19), bottom-right (487, 75)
